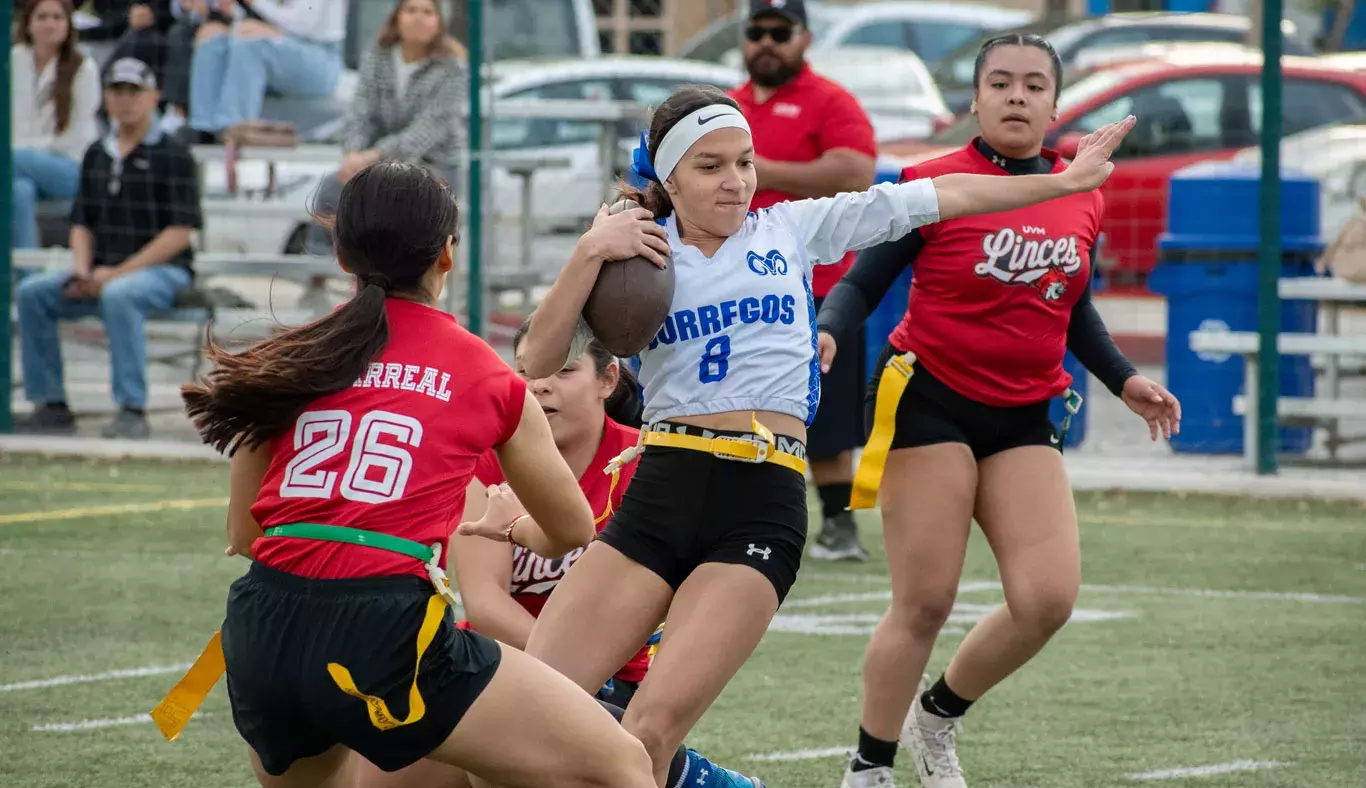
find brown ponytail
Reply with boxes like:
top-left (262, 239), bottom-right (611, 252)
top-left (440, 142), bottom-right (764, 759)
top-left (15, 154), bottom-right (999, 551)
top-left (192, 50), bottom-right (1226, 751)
top-left (182, 162), bottom-right (460, 455)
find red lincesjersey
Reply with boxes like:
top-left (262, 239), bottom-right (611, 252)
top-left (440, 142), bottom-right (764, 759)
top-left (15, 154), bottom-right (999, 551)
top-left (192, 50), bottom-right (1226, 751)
top-left (729, 64), bottom-right (878, 297)
top-left (251, 299), bottom-right (527, 580)
top-left (889, 142), bottom-right (1104, 406)
top-left (463, 416), bottom-right (651, 683)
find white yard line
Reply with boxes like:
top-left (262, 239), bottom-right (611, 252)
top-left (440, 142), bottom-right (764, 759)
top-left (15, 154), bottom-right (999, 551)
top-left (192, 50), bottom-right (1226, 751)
top-left (30, 712), bottom-right (207, 732)
top-left (790, 578), bottom-right (1365, 605)
top-left (0, 663), bottom-right (192, 693)
top-left (745, 746), bottom-right (850, 762)
top-left (1125, 760), bottom-right (1293, 780)
top-left (30, 714), bottom-right (161, 732)
top-left (1080, 584), bottom-right (1364, 605)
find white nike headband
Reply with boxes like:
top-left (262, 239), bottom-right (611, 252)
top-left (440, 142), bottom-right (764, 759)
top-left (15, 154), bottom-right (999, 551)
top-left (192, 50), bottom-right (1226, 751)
top-left (652, 104), bottom-right (752, 184)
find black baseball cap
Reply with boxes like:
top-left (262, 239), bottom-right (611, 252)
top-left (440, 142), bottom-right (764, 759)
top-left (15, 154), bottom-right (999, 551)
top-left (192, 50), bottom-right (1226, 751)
top-left (749, 0), bottom-right (807, 26)
top-left (104, 57), bottom-right (157, 90)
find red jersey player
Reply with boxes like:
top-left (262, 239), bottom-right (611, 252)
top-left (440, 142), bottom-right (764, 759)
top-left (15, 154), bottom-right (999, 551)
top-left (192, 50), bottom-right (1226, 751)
top-left (165, 161), bottom-right (666, 788)
top-left (816, 36), bottom-right (1181, 788)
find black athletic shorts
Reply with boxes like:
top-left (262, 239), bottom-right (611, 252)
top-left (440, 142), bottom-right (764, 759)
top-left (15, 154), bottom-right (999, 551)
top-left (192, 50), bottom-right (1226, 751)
top-left (866, 342), bottom-right (1062, 461)
top-left (807, 295), bottom-right (866, 459)
top-left (221, 562), bottom-right (502, 776)
top-left (595, 422), bottom-right (808, 603)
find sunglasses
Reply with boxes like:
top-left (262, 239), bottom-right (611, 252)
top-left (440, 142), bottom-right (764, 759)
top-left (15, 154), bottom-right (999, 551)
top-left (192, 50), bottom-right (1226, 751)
top-left (745, 25), bottom-right (795, 44)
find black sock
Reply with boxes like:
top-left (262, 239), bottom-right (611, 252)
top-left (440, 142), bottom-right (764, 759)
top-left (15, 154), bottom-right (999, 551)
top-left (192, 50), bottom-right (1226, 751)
top-left (667, 745), bottom-right (688, 788)
top-left (124, 406), bottom-right (146, 416)
top-left (921, 674), bottom-right (974, 718)
top-left (852, 726), bottom-right (896, 771)
top-left (818, 482), bottom-right (853, 519)
top-left (45, 402), bottom-right (70, 412)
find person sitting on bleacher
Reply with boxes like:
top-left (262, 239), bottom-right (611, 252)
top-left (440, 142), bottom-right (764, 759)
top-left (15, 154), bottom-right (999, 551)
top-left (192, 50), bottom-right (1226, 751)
top-left (306, 0), bottom-right (466, 255)
top-left (11, 0), bottom-right (101, 250)
top-left (15, 57), bottom-right (202, 439)
top-left (186, 0), bottom-right (348, 142)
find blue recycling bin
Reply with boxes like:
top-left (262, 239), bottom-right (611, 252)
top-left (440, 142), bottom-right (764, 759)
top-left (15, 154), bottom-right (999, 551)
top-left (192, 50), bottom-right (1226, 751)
top-left (1149, 160), bottom-right (1323, 456)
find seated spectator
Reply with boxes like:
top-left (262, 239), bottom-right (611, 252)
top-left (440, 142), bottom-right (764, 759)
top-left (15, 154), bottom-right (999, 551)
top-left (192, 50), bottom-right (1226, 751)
top-left (15, 57), bottom-right (202, 439)
top-left (188, 0), bottom-right (347, 140)
top-left (11, 0), bottom-right (101, 250)
top-left (307, 0), bottom-right (466, 255)
top-left (155, 0), bottom-right (226, 136)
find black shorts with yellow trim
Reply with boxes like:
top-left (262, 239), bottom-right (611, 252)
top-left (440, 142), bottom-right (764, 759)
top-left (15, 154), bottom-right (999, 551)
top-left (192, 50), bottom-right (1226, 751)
top-left (865, 342), bottom-right (1062, 461)
top-left (221, 562), bottom-right (501, 775)
top-left (595, 422), bottom-right (809, 604)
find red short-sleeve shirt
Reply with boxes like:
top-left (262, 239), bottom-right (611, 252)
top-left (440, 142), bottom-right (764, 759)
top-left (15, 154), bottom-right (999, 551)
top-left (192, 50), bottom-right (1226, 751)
top-left (251, 298), bottom-right (527, 579)
top-left (730, 64), bottom-right (878, 296)
top-left (889, 142), bottom-right (1104, 406)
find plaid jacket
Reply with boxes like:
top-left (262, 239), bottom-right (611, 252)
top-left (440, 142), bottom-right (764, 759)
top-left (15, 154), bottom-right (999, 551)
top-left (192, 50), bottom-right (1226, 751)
top-left (342, 45), bottom-right (466, 167)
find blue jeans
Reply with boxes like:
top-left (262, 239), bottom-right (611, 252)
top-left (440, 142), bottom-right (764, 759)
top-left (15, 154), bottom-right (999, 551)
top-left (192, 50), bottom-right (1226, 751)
top-left (12, 148), bottom-right (81, 249)
top-left (189, 32), bottom-right (342, 132)
top-left (18, 265), bottom-right (193, 409)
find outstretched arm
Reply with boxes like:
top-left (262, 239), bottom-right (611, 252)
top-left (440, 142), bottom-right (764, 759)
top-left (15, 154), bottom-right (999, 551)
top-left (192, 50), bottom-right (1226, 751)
top-left (785, 117), bottom-right (1135, 265)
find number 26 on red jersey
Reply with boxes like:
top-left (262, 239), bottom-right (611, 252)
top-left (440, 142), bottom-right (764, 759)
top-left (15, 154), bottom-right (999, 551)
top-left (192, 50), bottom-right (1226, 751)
top-left (280, 409), bottom-right (422, 503)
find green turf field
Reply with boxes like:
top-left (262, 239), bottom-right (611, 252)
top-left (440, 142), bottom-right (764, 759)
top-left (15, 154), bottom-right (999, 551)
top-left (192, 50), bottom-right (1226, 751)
top-left (1, 453), bottom-right (1363, 788)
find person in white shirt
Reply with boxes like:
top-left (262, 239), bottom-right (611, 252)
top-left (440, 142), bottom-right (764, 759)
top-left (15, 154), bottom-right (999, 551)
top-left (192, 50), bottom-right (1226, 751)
top-left (463, 83), bottom-right (1133, 788)
top-left (186, 0), bottom-right (348, 139)
top-left (11, 0), bottom-right (100, 249)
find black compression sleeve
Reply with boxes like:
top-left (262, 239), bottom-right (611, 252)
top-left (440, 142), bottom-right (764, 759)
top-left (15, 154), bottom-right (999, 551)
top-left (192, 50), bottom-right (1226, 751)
top-left (816, 230), bottom-right (923, 343)
top-left (1067, 268), bottom-right (1138, 397)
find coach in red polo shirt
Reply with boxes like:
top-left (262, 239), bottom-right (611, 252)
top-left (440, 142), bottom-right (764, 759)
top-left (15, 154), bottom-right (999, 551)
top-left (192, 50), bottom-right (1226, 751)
top-left (729, 0), bottom-right (878, 562)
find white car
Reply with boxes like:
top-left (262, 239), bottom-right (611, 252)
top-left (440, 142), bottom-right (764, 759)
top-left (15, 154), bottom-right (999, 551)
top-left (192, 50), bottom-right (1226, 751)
top-left (805, 47), bottom-right (953, 141)
top-left (1232, 123), bottom-right (1366, 245)
top-left (681, 0), bottom-right (1032, 71)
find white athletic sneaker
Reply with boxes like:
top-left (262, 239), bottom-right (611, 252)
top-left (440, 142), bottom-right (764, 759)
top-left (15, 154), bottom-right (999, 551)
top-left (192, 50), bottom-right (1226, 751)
top-left (900, 675), bottom-right (967, 788)
top-left (839, 754), bottom-right (896, 788)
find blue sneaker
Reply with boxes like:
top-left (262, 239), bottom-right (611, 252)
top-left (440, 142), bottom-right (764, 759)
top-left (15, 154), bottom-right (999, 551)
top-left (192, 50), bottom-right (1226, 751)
top-left (676, 749), bottom-right (765, 788)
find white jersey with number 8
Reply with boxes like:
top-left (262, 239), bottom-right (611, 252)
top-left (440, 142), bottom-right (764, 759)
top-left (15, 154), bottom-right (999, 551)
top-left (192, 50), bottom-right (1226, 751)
top-left (637, 179), bottom-right (940, 426)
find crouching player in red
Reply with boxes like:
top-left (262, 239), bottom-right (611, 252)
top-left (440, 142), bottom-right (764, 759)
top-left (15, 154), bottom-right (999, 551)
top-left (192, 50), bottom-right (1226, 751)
top-left (816, 35), bottom-right (1181, 788)
top-left (173, 162), bottom-right (665, 788)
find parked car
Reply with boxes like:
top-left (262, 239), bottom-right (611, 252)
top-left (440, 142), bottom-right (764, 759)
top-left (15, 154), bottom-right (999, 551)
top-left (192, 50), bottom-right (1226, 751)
top-left (806, 47), bottom-right (954, 141)
top-left (680, 0), bottom-right (1031, 71)
top-left (883, 51), bottom-right (1366, 289)
top-left (930, 12), bottom-right (1312, 116)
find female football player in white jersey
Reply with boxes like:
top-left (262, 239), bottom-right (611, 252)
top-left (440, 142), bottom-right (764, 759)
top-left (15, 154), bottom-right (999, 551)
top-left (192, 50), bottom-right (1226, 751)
top-left (461, 83), bottom-right (1132, 788)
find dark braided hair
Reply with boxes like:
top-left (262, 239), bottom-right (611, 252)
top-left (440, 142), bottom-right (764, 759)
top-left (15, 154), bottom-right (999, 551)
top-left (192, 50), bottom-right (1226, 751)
top-left (973, 33), bottom-right (1064, 98)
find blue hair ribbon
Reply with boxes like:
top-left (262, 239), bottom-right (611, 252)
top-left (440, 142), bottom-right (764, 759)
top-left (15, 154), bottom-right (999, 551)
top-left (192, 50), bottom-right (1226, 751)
top-left (628, 131), bottom-right (658, 188)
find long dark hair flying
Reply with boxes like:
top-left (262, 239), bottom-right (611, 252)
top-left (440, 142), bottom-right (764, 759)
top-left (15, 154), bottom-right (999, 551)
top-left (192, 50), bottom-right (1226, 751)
top-left (182, 161), bottom-right (460, 455)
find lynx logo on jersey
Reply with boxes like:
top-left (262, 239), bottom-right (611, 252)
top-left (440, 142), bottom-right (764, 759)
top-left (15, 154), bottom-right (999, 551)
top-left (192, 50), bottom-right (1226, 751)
top-left (974, 227), bottom-right (1083, 302)
top-left (747, 249), bottom-right (788, 276)
top-left (510, 544), bottom-right (585, 595)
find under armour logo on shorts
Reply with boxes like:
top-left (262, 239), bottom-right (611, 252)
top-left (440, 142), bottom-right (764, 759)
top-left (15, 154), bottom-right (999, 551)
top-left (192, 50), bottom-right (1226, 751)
top-left (747, 544), bottom-right (771, 561)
